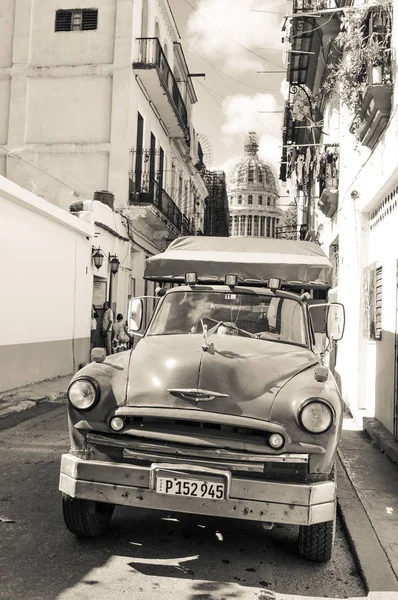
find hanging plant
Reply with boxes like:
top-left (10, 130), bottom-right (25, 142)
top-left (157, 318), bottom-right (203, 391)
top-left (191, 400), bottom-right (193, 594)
top-left (321, 0), bottom-right (392, 136)
top-left (289, 85), bottom-right (315, 122)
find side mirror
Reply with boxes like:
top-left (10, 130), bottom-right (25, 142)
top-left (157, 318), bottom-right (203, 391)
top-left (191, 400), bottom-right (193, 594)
top-left (129, 298), bottom-right (143, 331)
top-left (91, 347), bottom-right (106, 363)
top-left (326, 303), bottom-right (345, 341)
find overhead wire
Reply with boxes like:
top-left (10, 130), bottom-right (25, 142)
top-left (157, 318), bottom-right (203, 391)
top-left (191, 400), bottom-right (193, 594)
top-left (182, 38), bottom-right (277, 91)
top-left (181, 0), bottom-right (284, 67)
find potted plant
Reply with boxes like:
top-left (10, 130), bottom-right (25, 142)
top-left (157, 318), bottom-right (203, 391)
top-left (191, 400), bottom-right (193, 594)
top-left (321, 0), bottom-right (392, 136)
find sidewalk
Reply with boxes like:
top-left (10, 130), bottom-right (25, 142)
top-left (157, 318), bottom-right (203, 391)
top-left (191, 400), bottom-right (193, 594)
top-left (0, 374), bottom-right (72, 419)
top-left (338, 415), bottom-right (398, 593)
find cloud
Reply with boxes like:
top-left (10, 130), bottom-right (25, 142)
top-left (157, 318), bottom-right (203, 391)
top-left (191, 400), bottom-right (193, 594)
top-left (210, 93), bottom-right (283, 171)
top-left (187, 0), bottom-right (283, 73)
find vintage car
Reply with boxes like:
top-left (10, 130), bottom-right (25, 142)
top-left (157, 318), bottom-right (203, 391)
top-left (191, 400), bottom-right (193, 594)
top-left (59, 237), bottom-right (345, 562)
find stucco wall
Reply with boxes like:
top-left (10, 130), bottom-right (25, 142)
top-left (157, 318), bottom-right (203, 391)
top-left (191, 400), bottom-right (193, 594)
top-left (0, 175), bottom-right (93, 391)
top-left (29, 0), bottom-right (117, 67)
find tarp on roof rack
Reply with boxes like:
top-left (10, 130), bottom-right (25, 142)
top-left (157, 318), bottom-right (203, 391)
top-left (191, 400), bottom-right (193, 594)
top-left (144, 236), bottom-right (333, 288)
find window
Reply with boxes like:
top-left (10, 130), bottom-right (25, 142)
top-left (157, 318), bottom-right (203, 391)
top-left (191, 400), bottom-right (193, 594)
top-left (234, 216), bottom-right (239, 236)
top-left (267, 196), bottom-right (271, 206)
top-left (258, 195), bottom-right (263, 205)
top-left (248, 166), bottom-right (254, 183)
top-left (248, 195), bottom-right (253, 205)
top-left (258, 169), bottom-right (263, 183)
top-left (240, 216), bottom-right (246, 236)
top-left (247, 215), bottom-right (252, 235)
top-left (55, 9), bottom-right (98, 31)
top-left (364, 264), bottom-right (383, 340)
top-left (253, 216), bottom-right (259, 236)
top-left (238, 195), bottom-right (243, 205)
top-left (260, 216), bottom-right (265, 236)
top-left (147, 290), bottom-right (308, 346)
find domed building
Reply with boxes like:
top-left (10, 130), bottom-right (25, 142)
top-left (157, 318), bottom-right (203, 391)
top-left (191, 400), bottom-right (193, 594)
top-left (228, 132), bottom-right (282, 238)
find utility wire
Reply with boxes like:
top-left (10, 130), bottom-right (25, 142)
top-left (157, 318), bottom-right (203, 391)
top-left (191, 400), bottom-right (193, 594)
top-left (182, 0), bottom-right (284, 69)
top-left (0, 144), bottom-right (93, 202)
top-left (182, 37), bottom-right (277, 92)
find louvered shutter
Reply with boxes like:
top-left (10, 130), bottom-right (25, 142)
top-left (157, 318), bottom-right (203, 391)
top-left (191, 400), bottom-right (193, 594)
top-left (55, 10), bottom-right (72, 31)
top-left (82, 9), bottom-right (98, 30)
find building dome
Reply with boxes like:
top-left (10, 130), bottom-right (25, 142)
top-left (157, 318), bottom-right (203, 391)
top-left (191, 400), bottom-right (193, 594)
top-left (227, 132), bottom-right (282, 238)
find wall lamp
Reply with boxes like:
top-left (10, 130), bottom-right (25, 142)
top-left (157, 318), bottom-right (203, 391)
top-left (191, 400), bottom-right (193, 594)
top-left (92, 247), bottom-right (104, 270)
top-left (109, 254), bottom-right (120, 275)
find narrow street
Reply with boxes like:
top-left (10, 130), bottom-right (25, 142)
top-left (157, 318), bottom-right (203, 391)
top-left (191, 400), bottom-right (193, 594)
top-left (0, 406), bottom-right (365, 600)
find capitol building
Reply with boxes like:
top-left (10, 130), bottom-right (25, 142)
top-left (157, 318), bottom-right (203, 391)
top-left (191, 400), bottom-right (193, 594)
top-left (228, 132), bottom-right (282, 238)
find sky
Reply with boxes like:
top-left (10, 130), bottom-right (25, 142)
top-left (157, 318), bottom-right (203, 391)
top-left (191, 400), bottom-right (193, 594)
top-left (168, 0), bottom-right (288, 177)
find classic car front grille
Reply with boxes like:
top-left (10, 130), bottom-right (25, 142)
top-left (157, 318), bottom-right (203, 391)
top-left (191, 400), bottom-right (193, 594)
top-left (86, 433), bottom-right (313, 483)
top-left (130, 415), bottom-right (267, 439)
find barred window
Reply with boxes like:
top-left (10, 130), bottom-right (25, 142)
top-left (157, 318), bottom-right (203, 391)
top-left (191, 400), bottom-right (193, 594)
top-left (55, 9), bottom-right (98, 32)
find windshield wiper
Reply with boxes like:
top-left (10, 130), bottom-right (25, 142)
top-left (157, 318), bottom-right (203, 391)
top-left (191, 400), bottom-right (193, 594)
top-left (200, 318), bottom-right (255, 339)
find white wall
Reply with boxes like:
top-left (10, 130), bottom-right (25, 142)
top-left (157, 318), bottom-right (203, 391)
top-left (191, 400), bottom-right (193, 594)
top-left (0, 175), bottom-right (93, 391)
top-left (30, 0), bottom-right (117, 67)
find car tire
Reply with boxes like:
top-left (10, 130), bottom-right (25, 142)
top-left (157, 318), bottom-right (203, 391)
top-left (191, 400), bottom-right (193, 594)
top-left (62, 493), bottom-right (115, 538)
top-left (298, 509), bottom-right (336, 562)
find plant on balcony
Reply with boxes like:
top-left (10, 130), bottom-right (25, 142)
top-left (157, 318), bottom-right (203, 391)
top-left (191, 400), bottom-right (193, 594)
top-left (321, 0), bottom-right (392, 135)
top-left (289, 85), bottom-right (314, 122)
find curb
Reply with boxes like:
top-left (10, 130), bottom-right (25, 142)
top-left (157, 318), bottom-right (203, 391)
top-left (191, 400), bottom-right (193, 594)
top-left (363, 417), bottom-right (398, 467)
top-left (336, 450), bottom-right (398, 593)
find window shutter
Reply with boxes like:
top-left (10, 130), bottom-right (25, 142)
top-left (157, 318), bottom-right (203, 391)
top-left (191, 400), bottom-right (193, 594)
top-left (82, 9), bottom-right (98, 30)
top-left (375, 266), bottom-right (383, 340)
top-left (55, 10), bottom-right (72, 31)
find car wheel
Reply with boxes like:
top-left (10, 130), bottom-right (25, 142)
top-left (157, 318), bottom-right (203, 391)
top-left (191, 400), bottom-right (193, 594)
top-left (298, 510), bottom-right (336, 562)
top-left (62, 493), bottom-right (115, 537)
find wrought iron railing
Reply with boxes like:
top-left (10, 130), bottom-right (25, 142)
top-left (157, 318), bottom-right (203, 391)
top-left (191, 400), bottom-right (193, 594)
top-left (134, 38), bottom-right (189, 141)
top-left (293, 0), bottom-right (346, 12)
top-left (152, 179), bottom-right (182, 232)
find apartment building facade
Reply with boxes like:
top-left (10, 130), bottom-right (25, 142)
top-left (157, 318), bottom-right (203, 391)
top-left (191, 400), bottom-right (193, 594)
top-left (0, 0), bottom-right (208, 314)
top-left (280, 0), bottom-right (398, 438)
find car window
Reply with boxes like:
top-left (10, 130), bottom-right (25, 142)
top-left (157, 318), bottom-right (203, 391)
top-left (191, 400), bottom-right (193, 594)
top-left (147, 291), bottom-right (308, 346)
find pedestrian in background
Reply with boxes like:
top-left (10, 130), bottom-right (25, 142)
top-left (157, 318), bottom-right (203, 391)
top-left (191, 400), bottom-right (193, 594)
top-left (101, 301), bottom-right (113, 356)
top-left (112, 313), bottom-right (131, 353)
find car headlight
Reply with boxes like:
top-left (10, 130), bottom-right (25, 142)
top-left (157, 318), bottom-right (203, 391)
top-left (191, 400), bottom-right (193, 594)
top-left (299, 399), bottom-right (333, 434)
top-left (68, 378), bottom-right (99, 410)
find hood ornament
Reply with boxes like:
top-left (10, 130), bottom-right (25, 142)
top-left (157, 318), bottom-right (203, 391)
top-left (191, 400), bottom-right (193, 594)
top-left (201, 323), bottom-right (215, 353)
top-left (167, 388), bottom-right (229, 402)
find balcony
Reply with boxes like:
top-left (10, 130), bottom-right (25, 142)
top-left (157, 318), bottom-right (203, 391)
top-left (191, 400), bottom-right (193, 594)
top-left (133, 38), bottom-right (190, 144)
top-left (129, 177), bottom-right (185, 238)
top-left (293, 0), bottom-right (350, 13)
top-left (358, 84), bottom-right (393, 150)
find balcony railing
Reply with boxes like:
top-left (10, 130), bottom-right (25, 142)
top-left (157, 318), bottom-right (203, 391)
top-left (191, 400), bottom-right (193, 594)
top-left (129, 177), bottom-right (184, 234)
top-left (293, 0), bottom-right (348, 12)
top-left (134, 38), bottom-right (189, 142)
top-left (152, 179), bottom-right (182, 232)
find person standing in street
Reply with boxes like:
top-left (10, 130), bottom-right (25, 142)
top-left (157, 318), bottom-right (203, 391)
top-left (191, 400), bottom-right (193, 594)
top-left (101, 301), bottom-right (114, 356)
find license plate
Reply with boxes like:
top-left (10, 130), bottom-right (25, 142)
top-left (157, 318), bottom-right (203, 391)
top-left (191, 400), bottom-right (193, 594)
top-left (155, 476), bottom-right (225, 500)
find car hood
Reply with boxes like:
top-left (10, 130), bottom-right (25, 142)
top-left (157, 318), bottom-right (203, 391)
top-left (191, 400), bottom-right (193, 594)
top-left (125, 335), bottom-right (317, 421)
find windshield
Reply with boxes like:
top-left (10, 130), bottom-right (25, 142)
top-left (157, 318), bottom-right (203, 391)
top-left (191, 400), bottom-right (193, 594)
top-left (148, 290), bottom-right (308, 347)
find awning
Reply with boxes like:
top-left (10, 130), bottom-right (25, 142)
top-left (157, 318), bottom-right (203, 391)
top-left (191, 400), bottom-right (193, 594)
top-left (144, 236), bottom-right (333, 289)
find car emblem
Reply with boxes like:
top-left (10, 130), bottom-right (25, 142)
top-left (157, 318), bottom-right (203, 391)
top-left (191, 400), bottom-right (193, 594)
top-left (167, 388), bottom-right (229, 402)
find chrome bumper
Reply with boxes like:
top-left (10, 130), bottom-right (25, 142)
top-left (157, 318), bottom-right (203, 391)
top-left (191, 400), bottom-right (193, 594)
top-left (59, 453), bottom-right (335, 526)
